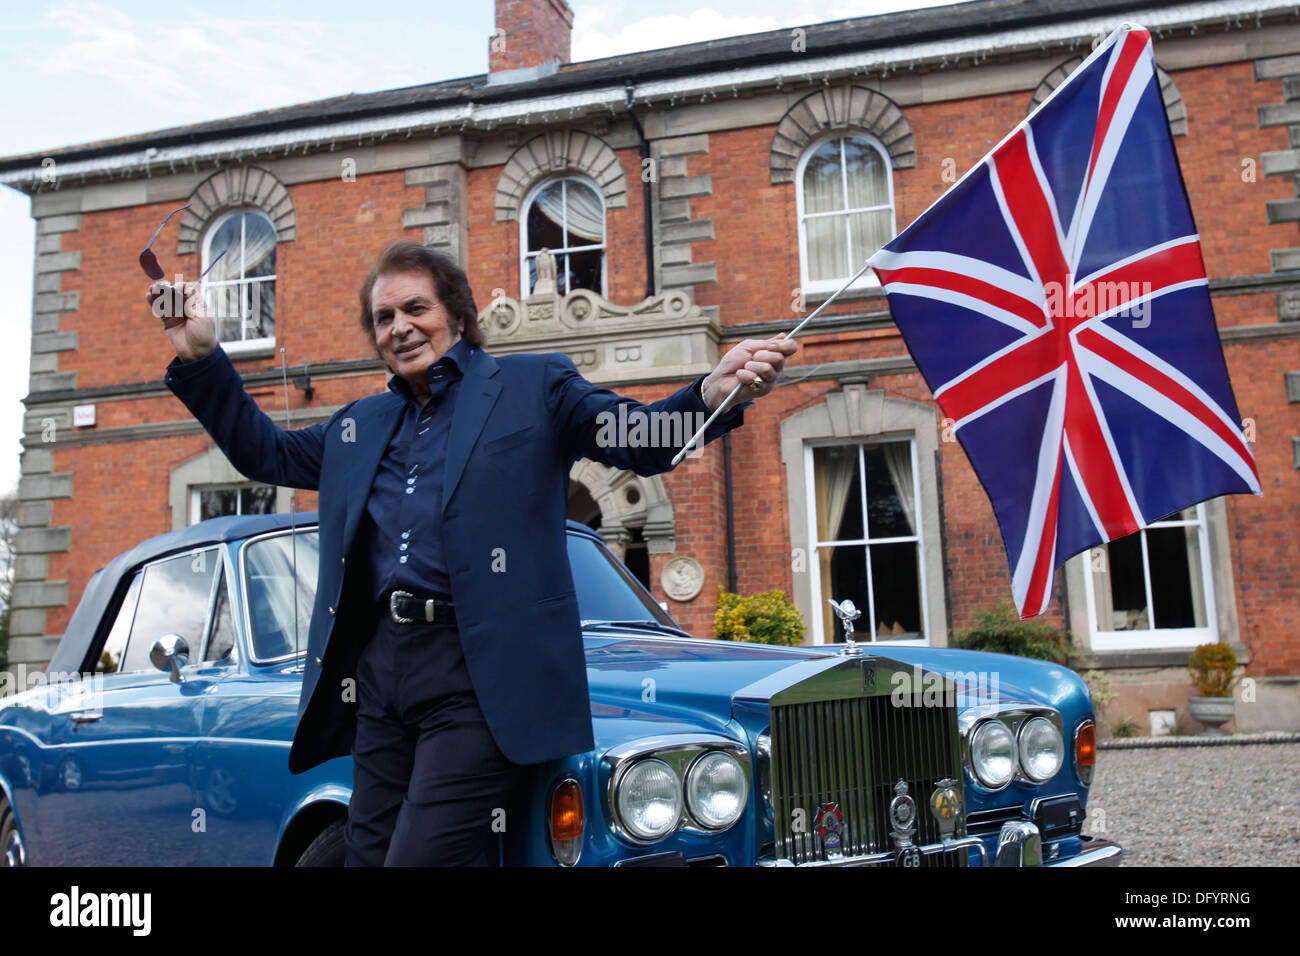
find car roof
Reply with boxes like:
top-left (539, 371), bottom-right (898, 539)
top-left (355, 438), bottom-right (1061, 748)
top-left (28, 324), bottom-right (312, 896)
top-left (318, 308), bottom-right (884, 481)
top-left (48, 513), bottom-right (601, 673)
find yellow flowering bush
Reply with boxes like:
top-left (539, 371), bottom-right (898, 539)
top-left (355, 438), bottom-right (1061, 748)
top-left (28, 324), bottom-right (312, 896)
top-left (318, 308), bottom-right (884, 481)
top-left (714, 588), bottom-right (806, 646)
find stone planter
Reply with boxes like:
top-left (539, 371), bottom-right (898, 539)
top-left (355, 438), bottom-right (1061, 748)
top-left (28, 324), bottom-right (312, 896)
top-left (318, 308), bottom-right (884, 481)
top-left (1188, 696), bottom-right (1234, 735)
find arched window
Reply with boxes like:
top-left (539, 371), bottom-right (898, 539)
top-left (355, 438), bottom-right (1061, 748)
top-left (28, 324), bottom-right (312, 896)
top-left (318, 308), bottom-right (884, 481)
top-left (795, 133), bottom-right (895, 294)
top-left (520, 176), bottom-right (606, 298)
top-left (201, 208), bottom-right (277, 352)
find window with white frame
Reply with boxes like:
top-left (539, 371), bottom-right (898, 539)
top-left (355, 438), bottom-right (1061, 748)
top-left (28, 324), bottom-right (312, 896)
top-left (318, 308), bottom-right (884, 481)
top-left (190, 483), bottom-right (278, 525)
top-left (1083, 504), bottom-right (1218, 650)
top-left (202, 208), bottom-right (277, 352)
top-left (520, 176), bottom-right (606, 298)
top-left (796, 133), bottom-right (895, 295)
top-left (807, 439), bottom-right (928, 645)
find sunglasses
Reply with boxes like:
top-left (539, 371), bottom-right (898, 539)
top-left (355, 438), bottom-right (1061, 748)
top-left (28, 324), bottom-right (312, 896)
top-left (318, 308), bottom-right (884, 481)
top-left (139, 202), bottom-right (226, 280)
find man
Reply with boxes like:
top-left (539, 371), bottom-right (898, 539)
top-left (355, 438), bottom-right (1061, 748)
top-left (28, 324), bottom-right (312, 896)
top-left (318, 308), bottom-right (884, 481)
top-left (150, 240), bottom-right (796, 865)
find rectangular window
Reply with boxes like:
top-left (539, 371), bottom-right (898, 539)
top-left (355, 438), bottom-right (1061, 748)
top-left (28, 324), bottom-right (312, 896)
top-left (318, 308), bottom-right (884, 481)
top-left (190, 483), bottom-right (278, 524)
top-left (1084, 504), bottom-right (1217, 650)
top-left (806, 439), bottom-right (928, 644)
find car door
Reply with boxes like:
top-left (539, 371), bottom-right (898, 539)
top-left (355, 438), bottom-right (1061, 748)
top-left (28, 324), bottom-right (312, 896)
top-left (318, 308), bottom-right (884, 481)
top-left (36, 547), bottom-right (221, 865)
top-left (192, 529), bottom-right (335, 865)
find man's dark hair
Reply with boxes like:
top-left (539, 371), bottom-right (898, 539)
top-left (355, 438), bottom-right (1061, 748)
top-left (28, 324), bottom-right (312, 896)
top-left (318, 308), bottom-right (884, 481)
top-left (358, 241), bottom-right (485, 360)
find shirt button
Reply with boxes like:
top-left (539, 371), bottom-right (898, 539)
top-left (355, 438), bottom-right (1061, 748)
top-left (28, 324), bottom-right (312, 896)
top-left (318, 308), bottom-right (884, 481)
top-left (405, 488), bottom-right (414, 495)
top-left (400, 556), bottom-right (408, 563)
top-left (401, 531), bottom-right (410, 539)
top-left (407, 478), bottom-right (415, 485)
top-left (315, 657), bottom-right (322, 665)
top-left (328, 607), bottom-right (335, 615)
top-left (400, 543), bottom-right (408, 551)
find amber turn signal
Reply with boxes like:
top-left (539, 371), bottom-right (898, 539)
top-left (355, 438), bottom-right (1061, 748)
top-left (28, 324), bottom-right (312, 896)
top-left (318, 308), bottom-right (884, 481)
top-left (1075, 720), bottom-right (1096, 787)
top-left (549, 778), bottom-right (585, 866)
top-left (1075, 720), bottom-right (1096, 766)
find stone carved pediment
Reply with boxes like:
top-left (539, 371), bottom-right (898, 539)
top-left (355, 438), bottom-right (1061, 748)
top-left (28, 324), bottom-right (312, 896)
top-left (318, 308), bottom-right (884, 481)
top-left (477, 252), bottom-right (723, 386)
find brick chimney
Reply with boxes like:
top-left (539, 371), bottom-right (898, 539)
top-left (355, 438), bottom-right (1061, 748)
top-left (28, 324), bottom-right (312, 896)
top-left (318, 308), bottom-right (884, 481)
top-left (490, 0), bottom-right (574, 73)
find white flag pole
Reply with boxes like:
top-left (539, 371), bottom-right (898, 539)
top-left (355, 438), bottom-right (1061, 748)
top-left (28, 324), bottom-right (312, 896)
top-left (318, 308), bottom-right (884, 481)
top-left (669, 258), bottom-right (876, 466)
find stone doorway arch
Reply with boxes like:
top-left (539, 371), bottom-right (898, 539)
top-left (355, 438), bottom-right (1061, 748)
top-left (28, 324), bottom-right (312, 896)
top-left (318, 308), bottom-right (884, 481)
top-left (567, 458), bottom-right (676, 568)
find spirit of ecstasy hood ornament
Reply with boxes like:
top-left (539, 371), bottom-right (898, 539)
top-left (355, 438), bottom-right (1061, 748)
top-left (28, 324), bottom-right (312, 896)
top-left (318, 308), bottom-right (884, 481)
top-left (827, 598), bottom-right (863, 656)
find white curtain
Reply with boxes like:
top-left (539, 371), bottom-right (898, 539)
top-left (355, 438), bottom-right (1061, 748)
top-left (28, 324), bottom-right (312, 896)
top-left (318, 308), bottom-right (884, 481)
top-left (1182, 513), bottom-right (1208, 628)
top-left (205, 212), bottom-right (275, 282)
top-left (881, 442), bottom-right (915, 534)
top-left (1090, 547), bottom-right (1115, 632)
top-left (803, 154), bottom-right (845, 281)
top-left (241, 225), bottom-right (277, 278)
top-left (533, 179), bottom-right (604, 244)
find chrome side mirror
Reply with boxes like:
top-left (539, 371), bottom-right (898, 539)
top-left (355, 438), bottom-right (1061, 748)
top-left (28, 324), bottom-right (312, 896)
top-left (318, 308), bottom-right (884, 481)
top-left (150, 634), bottom-right (191, 684)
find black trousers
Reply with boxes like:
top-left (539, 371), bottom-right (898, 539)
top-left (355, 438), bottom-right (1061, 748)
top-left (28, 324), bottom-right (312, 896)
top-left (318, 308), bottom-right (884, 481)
top-left (344, 610), bottom-right (524, 866)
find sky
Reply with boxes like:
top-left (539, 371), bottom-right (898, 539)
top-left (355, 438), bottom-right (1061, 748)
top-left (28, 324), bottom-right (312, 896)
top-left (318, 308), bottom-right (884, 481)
top-left (0, 0), bottom-right (955, 496)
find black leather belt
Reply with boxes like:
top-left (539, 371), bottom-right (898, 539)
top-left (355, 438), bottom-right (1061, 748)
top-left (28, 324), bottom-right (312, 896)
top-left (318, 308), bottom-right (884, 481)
top-left (383, 589), bottom-right (456, 625)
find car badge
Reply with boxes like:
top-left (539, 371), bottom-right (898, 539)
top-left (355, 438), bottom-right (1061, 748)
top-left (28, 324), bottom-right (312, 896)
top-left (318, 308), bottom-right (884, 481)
top-left (861, 660), bottom-right (877, 693)
top-left (814, 802), bottom-right (845, 858)
top-left (889, 779), bottom-right (921, 866)
top-left (929, 778), bottom-right (960, 840)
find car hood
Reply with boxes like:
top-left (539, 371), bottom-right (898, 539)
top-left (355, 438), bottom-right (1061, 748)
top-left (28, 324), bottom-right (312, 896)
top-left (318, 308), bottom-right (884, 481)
top-left (582, 633), bottom-right (1090, 752)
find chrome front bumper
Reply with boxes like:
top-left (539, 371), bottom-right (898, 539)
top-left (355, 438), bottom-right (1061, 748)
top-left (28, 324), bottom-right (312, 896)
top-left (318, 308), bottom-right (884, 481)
top-left (756, 825), bottom-right (1122, 867)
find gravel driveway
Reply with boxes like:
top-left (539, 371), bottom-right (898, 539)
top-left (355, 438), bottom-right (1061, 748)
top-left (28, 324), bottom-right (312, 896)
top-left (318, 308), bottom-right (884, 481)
top-left (1085, 742), bottom-right (1300, 866)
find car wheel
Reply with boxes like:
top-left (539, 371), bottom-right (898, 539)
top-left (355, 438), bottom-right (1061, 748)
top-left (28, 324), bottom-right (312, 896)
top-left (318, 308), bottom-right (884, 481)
top-left (296, 820), bottom-right (346, 867)
top-left (1, 803), bottom-right (25, 867)
top-left (204, 768), bottom-right (238, 815)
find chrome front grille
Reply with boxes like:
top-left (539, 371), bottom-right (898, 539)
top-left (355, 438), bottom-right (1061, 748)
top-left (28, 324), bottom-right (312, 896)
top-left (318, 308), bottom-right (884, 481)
top-left (770, 690), bottom-right (964, 865)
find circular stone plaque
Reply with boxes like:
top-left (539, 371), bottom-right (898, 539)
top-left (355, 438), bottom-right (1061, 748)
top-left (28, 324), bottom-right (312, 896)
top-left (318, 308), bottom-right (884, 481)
top-left (661, 556), bottom-right (704, 602)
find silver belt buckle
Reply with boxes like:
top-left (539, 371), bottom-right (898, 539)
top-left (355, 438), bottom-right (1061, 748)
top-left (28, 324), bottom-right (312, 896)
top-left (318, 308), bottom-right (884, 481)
top-left (390, 590), bottom-right (415, 624)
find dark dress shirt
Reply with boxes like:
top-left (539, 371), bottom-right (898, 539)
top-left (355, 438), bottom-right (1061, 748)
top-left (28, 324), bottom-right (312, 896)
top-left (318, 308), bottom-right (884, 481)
top-left (364, 336), bottom-right (473, 601)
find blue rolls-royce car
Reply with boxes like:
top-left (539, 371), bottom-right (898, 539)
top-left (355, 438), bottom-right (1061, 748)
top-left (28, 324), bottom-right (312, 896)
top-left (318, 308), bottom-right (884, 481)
top-left (0, 513), bottom-right (1120, 867)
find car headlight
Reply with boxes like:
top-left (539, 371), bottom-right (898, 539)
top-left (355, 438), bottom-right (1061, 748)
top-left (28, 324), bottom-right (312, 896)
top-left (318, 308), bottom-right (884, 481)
top-left (615, 758), bottom-right (682, 841)
top-left (970, 719), bottom-right (1016, 788)
top-left (685, 751), bottom-right (747, 829)
top-left (1018, 716), bottom-right (1064, 782)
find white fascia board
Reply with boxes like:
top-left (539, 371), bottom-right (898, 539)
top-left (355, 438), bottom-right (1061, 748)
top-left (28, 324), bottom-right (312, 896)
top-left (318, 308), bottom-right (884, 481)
top-left (0, 0), bottom-right (1290, 189)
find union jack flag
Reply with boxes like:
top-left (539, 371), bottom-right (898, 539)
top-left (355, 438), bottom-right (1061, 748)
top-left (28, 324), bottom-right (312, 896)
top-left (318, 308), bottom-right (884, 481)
top-left (868, 25), bottom-right (1260, 618)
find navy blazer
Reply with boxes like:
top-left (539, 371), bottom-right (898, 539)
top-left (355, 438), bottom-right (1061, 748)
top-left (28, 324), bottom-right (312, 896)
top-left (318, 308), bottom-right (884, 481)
top-left (165, 346), bottom-right (747, 774)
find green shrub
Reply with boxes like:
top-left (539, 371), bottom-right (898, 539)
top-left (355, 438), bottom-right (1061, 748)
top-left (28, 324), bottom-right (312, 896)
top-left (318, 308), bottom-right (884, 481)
top-left (952, 601), bottom-right (1073, 664)
top-left (1112, 716), bottom-right (1138, 739)
top-left (714, 588), bottom-right (805, 646)
top-left (1189, 642), bottom-right (1237, 697)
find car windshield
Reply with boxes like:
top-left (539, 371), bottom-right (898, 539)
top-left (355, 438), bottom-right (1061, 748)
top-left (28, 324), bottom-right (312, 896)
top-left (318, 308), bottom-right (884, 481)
top-left (242, 529), bottom-right (319, 660)
top-left (238, 527), bottom-right (671, 660)
top-left (566, 532), bottom-right (675, 626)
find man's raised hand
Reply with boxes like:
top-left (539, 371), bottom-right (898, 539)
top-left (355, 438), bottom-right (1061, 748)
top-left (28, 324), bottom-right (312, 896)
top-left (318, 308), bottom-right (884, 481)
top-left (147, 279), bottom-right (217, 363)
top-left (700, 334), bottom-right (799, 412)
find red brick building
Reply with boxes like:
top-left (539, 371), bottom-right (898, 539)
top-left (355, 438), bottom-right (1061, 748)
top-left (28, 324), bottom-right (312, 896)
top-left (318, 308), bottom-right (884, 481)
top-left (2, 0), bottom-right (1297, 733)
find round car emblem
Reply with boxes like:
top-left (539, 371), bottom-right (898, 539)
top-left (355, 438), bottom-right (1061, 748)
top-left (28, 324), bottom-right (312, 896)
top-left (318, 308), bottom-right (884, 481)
top-left (814, 803), bottom-right (845, 856)
top-left (889, 779), bottom-right (917, 834)
top-left (929, 779), bottom-right (960, 841)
